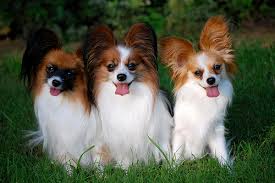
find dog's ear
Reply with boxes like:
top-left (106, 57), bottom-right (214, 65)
top-left (124, 23), bottom-right (158, 70)
top-left (160, 37), bottom-right (194, 75)
top-left (83, 25), bottom-right (116, 65)
top-left (160, 37), bottom-right (194, 90)
top-left (199, 16), bottom-right (234, 61)
top-left (21, 28), bottom-right (61, 90)
top-left (199, 16), bottom-right (236, 75)
top-left (83, 25), bottom-right (116, 105)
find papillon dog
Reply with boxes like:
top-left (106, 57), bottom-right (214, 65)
top-left (21, 28), bottom-right (101, 171)
top-left (160, 16), bottom-right (236, 165)
top-left (83, 23), bottom-right (173, 168)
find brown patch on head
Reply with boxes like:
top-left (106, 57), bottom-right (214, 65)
top-left (198, 52), bottom-right (224, 75)
top-left (127, 48), bottom-right (159, 95)
top-left (42, 50), bottom-right (82, 70)
top-left (101, 48), bottom-right (120, 67)
top-left (160, 37), bottom-right (195, 91)
top-left (187, 59), bottom-right (204, 80)
top-left (123, 23), bottom-right (159, 95)
top-left (34, 49), bottom-right (90, 112)
top-left (92, 47), bottom-right (120, 98)
top-left (199, 15), bottom-right (236, 76)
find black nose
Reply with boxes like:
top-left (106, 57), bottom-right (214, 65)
top-left (117, 74), bottom-right (127, 81)
top-left (52, 79), bottom-right (61, 87)
top-left (206, 77), bottom-right (216, 85)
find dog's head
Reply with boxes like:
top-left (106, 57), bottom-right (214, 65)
top-left (160, 16), bottom-right (236, 97)
top-left (21, 28), bottom-right (85, 97)
top-left (83, 23), bottom-right (159, 103)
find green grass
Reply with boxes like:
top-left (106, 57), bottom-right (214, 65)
top-left (0, 42), bottom-right (274, 182)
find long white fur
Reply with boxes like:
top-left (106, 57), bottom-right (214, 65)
top-left (97, 46), bottom-right (173, 168)
top-left (33, 84), bottom-right (100, 169)
top-left (172, 53), bottom-right (233, 165)
top-left (98, 82), bottom-right (172, 168)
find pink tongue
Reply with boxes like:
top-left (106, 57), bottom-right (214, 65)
top-left (206, 86), bottom-right (220, 97)
top-left (50, 88), bottom-right (61, 96)
top-left (115, 83), bottom-right (129, 96)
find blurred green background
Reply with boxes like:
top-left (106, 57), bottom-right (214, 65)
top-left (0, 0), bottom-right (274, 42)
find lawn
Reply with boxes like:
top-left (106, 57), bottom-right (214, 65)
top-left (0, 41), bottom-right (274, 182)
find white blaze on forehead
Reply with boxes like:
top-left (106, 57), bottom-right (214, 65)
top-left (197, 53), bottom-right (211, 79)
top-left (197, 53), bottom-right (208, 69)
top-left (117, 46), bottom-right (131, 63)
top-left (112, 46), bottom-right (134, 83)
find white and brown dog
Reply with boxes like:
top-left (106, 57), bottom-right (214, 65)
top-left (21, 28), bottom-right (101, 171)
top-left (161, 16), bottom-right (236, 165)
top-left (83, 23), bottom-right (173, 168)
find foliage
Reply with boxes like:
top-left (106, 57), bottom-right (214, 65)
top-left (102, 0), bottom-right (166, 37)
top-left (0, 0), bottom-right (106, 41)
top-left (165, 0), bottom-right (221, 37)
top-left (0, 0), bottom-right (274, 41)
top-left (164, 0), bottom-right (275, 37)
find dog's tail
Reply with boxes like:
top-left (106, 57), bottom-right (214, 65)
top-left (24, 129), bottom-right (43, 148)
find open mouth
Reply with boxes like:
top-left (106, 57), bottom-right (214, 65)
top-left (201, 85), bottom-right (220, 97)
top-left (113, 81), bottom-right (133, 96)
top-left (50, 87), bottom-right (62, 96)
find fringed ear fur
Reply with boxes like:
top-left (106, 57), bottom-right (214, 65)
top-left (160, 37), bottom-right (194, 69)
top-left (82, 25), bottom-right (116, 105)
top-left (199, 16), bottom-right (236, 74)
top-left (21, 28), bottom-right (61, 90)
top-left (160, 37), bottom-right (194, 79)
top-left (83, 25), bottom-right (116, 65)
top-left (160, 37), bottom-right (195, 91)
top-left (124, 23), bottom-right (158, 70)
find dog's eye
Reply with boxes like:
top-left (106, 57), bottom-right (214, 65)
top-left (107, 63), bottom-right (116, 72)
top-left (127, 63), bottom-right (136, 71)
top-left (67, 70), bottom-right (75, 77)
top-left (194, 70), bottom-right (202, 77)
top-left (47, 65), bottom-right (55, 73)
top-left (213, 64), bottom-right (221, 70)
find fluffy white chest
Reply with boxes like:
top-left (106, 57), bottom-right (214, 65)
top-left (97, 82), bottom-right (154, 161)
top-left (173, 80), bottom-right (233, 164)
top-left (174, 80), bottom-right (233, 130)
top-left (34, 85), bottom-right (95, 164)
